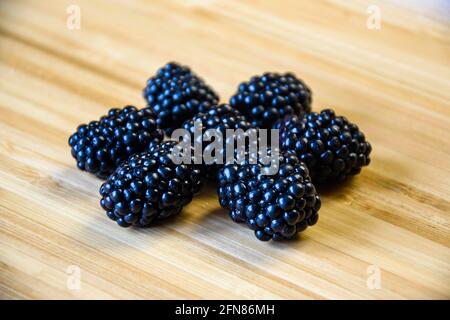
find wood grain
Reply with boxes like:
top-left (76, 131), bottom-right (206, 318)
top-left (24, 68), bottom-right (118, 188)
top-left (0, 0), bottom-right (449, 299)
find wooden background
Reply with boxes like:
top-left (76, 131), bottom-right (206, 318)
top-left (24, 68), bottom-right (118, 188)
top-left (1, 0), bottom-right (449, 299)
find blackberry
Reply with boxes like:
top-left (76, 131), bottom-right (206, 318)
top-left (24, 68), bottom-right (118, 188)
top-left (217, 148), bottom-right (320, 241)
top-left (143, 62), bottom-right (219, 135)
top-left (229, 72), bottom-right (312, 129)
top-left (68, 106), bottom-right (163, 179)
top-left (275, 109), bottom-right (372, 183)
top-left (181, 104), bottom-right (252, 180)
top-left (99, 141), bottom-right (203, 227)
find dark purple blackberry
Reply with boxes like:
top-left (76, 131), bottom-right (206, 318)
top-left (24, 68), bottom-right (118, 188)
top-left (181, 104), bottom-right (252, 180)
top-left (217, 148), bottom-right (320, 241)
top-left (99, 141), bottom-right (203, 227)
top-left (275, 109), bottom-right (372, 183)
top-left (229, 72), bottom-right (312, 129)
top-left (68, 106), bottom-right (163, 179)
top-left (143, 62), bottom-right (219, 135)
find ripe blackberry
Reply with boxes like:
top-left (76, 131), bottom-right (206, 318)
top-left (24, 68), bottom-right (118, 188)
top-left (68, 106), bottom-right (163, 179)
top-left (217, 149), bottom-right (320, 241)
top-left (143, 62), bottom-right (219, 135)
top-left (181, 104), bottom-right (252, 180)
top-left (275, 109), bottom-right (372, 183)
top-left (99, 141), bottom-right (203, 227)
top-left (229, 72), bottom-right (312, 129)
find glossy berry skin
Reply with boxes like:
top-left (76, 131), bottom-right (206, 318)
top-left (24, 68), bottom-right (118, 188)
top-left (217, 149), bottom-right (320, 241)
top-left (275, 109), bottom-right (372, 183)
top-left (68, 106), bottom-right (163, 179)
top-left (143, 62), bottom-right (219, 135)
top-left (229, 72), bottom-right (312, 129)
top-left (99, 141), bottom-right (203, 228)
top-left (181, 104), bottom-right (252, 180)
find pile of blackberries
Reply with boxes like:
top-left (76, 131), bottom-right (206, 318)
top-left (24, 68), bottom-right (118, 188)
top-left (143, 62), bottom-right (219, 135)
top-left (69, 62), bottom-right (372, 241)
top-left (181, 104), bottom-right (252, 180)
top-left (99, 141), bottom-right (203, 227)
top-left (69, 106), bottom-right (163, 178)
top-left (217, 149), bottom-right (321, 241)
top-left (230, 72), bottom-right (312, 129)
top-left (275, 110), bottom-right (372, 183)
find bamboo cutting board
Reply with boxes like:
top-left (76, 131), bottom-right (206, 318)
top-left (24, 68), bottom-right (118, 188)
top-left (1, 0), bottom-right (449, 299)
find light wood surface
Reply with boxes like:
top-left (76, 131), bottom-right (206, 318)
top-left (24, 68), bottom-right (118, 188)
top-left (1, 0), bottom-right (449, 300)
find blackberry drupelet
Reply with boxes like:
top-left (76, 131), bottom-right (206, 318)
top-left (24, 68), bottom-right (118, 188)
top-left (275, 109), bottom-right (372, 183)
top-left (181, 104), bottom-right (252, 180)
top-left (68, 106), bottom-right (163, 179)
top-left (217, 149), bottom-right (320, 241)
top-left (229, 72), bottom-right (312, 129)
top-left (143, 62), bottom-right (219, 135)
top-left (99, 141), bottom-right (203, 227)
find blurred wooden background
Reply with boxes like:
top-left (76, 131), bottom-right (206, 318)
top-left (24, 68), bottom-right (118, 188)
top-left (0, 0), bottom-right (449, 299)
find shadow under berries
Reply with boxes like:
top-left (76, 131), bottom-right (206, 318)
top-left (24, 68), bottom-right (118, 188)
top-left (314, 176), bottom-right (356, 197)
